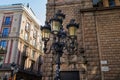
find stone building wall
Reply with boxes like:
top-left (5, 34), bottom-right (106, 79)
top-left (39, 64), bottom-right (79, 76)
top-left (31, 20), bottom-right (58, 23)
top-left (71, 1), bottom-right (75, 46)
top-left (79, 8), bottom-right (120, 80)
top-left (81, 12), bottom-right (101, 80)
top-left (42, 0), bottom-right (95, 80)
top-left (42, 0), bottom-right (120, 80)
top-left (95, 10), bottom-right (120, 80)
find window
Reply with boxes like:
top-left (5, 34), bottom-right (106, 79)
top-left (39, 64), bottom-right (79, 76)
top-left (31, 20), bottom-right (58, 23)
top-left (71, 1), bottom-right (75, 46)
top-left (39, 55), bottom-right (43, 64)
top-left (39, 42), bottom-right (43, 51)
top-left (93, 0), bottom-right (103, 7)
top-left (33, 30), bottom-right (37, 38)
top-left (33, 39), bottom-right (36, 46)
top-left (38, 55), bottom-right (43, 73)
top-left (2, 28), bottom-right (9, 37)
top-left (0, 56), bottom-right (4, 68)
top-left (109, 0), bottom-right (115, 7)
top-left (32, 51), bottom-right (35, 58)
top-left (24, 23), bottom-right (30, 41)
top-left (93, 0), bottom-right (99, 4)
top-left (21, 57), bottom-right (26, 69)
top-left (24, 33), bottom-right (29, 41)
top-left (30, 61), bottom-right (35, 71)
top-left (0, 40), bottom-right (7, 48)
top-left (4, 17), bottom-right (11, 25)
top-left (23, 45), bottom-right (28, 52)
top-left (25, 23), bottom-right (30, 31)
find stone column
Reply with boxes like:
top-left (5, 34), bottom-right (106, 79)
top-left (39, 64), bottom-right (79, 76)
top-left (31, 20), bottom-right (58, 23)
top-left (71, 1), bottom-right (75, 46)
top-left (103, 0), bottom-right (109, 7)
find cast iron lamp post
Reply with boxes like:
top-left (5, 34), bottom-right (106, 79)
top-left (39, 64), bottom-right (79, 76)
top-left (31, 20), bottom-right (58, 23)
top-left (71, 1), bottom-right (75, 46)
top-left (41, 10), bottom-right (79, 80)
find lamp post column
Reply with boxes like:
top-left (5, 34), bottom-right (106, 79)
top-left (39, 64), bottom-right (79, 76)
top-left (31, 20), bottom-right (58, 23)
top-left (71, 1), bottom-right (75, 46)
top-left (54, 53), bottom-right (61, 80)
top-left (11, 70), bottom-right (13, 80)
top-left (54, 36), bottom-right (63, 80)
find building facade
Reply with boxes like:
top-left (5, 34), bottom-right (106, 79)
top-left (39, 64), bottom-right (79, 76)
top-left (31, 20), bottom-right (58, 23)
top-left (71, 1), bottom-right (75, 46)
top-left (0, 4), bottom-right (43, 80)
top-left (42, 0), bottom-right (120, 80)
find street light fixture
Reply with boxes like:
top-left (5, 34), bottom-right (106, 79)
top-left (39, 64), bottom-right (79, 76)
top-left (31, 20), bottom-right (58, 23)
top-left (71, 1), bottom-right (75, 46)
top-left (41, 22), bottom-right (51, 41)
top-left (50, 10), bottom-right (65, 35)
top-left (41, 10), bottom-right (79, 80)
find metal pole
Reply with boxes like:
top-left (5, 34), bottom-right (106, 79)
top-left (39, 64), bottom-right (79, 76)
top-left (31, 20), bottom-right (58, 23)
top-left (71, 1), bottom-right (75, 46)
top-left (54, 53), bottom-right (61, 80)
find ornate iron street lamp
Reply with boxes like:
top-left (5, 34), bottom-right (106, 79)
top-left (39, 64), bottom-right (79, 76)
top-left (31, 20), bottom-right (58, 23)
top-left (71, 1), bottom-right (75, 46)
top-left (41, 10), bottom-right (79, 80)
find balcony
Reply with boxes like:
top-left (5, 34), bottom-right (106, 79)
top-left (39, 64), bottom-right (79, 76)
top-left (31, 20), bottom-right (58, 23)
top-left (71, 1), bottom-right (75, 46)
top-left (18, 64), bottom-right (42, 77)
top-left (2, 21), bottom-right (12, 27)
top-left (0, 63), bottom-right (11, 71)
top-left (0, 34), bottom-right (9, 38)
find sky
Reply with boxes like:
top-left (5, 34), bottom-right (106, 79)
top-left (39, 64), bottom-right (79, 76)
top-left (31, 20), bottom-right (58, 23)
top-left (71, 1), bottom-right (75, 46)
top-left (0, 0), bottom-right (47, 25)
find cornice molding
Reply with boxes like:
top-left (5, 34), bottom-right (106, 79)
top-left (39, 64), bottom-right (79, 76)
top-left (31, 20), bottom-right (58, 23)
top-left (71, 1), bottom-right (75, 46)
top-left (80, 6), bottom-right (120, 12)
top-left (47, 1), bottom-right (81, 7)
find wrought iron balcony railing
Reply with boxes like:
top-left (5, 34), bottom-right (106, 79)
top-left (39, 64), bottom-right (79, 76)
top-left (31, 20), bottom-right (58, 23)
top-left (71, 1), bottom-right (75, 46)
top-left (0, 34), bottom-right (9, 38)
top-left (18, 65), bottom-right (42, 76)
top-left (0, 63), bottom-right (11, 70)
top-left (2, 22), bottom-right (12, 26)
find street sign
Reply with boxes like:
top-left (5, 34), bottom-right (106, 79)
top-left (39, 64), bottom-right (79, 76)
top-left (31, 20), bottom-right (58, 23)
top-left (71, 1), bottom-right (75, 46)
top-left (101, 66), bottom-right (109, 71)
top-left (101, 60), bottom-right (107, 64)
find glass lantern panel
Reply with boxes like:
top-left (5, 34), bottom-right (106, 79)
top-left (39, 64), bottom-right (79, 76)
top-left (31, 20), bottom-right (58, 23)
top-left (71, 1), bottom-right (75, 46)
top-left (42, 29), bottom-right (50, 40)
top-left (41, 30), bottom-right (45, 39)
top-left (68, 26), bottom-right (77, 37)
top-left (51, 21), bottom-right (60, 34)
